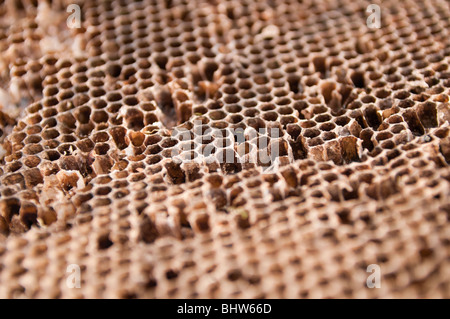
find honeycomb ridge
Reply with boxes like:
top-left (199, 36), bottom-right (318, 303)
top-left (0, 0), bottom-right (449, 298)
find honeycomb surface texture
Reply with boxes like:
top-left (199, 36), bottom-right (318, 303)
top-left (0, 0), bottom-right (449, 298)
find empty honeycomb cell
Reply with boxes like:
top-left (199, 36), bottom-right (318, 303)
top-left (77, 138), bottom-right (95, 153)
top-left (19, 201), bottom-right (38, 228)
top-left (23, 156), bottom-right (40, 168)
top-left (417, 102), bottom-right (438, 128)
top-left (23, 168), bottom-right (43, 188)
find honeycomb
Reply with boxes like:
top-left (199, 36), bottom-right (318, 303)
top-left (0, 0), bottom-right (449, 298)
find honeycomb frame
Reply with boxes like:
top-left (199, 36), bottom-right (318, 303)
top-left (0, 0), bottom-right (449, 298)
